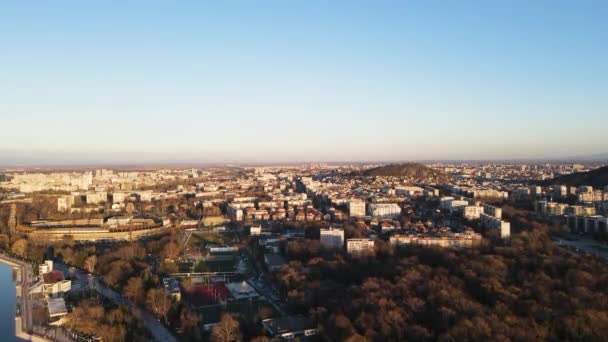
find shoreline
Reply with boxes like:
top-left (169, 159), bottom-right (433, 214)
top-left (0, 255), bottom-right (49, 342)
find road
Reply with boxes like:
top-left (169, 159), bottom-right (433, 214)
top-left (234, 229), bottom-right (290, 317)
top-left (55, 263), bottom-right (177, 342)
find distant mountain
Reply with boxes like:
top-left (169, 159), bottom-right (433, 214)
top-left (541, 166), bottom-right (608, 188)
top-left (361, 163), bottom-right (446, 179)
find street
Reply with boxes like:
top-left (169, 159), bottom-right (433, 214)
top-left (55, 262), bottom-right (177, 342)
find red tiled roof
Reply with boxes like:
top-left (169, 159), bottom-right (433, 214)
top-left (43, 270), bottom-right (64, 284)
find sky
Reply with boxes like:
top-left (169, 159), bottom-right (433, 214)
top-left (1, 0), bottom-right (607, 165)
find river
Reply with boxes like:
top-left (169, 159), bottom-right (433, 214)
top-left (0, 262), bottom-right (17, 341)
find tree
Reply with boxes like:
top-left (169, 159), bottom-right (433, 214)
top-left (84, 255), bottom-right (97, 273)
top-left (180, 308), bottom-right (202, 340)
top-left (146, 288), bottom-right (172, 323)
top-left (11, 238), bottom-right (28, 258)
top-left (212, 313), bottom-right (241, 342)
top-left (158, 260), bottom-right (178, 275)
top-left (0, 234), bottom-right (10, 251)
top-left (124, 277), bottom-right (145, 305)
top-left (163, 240), bottom-right (180, 259)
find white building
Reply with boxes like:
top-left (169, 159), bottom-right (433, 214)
top-left (463, 206), bottom-right (484, 220)
top-left (112, 192), bottom-right (127, 203)
top-left (250, 225), bottom-right (262, 236)
top-left (39, 260), bottom-right (54, 276)
top-left (227, 203), bottom-right (244, 221)
top-left (135, 190), bottom-right (152, 202)
top-left (367, 203), bottom-right (401, 218)
top-left (346, 238), bottom-right (375, 256)
top-left (348, 199), bottom-right (366, 218)
top-left (483, 204), bottom-right (502, 219)
top-left (480, 213), bottom-right (511, 239)
top-left (320, 227), bottom-right (344, 249)
top-left (449, 200), bottom-right (469, 214)
top-left (390, 231), bottom-right (482, 248)
top-left (86, 191), bottom-right (107, 205)
top-left (57, 196), bottom-right (74, 213)
top-left (395, 186), bottom-right (424, 197)
top-left (567, 215), bottom-right (607, 234)
top-left (424, 186), bottom-right (440, 197)
top-left (440, 197), bottom-right (455, 210)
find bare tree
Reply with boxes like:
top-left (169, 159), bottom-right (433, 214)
top-left (180, 308), bottom-right (202, 340)
top-left (124, 276), bottom-right (145, 305)
top-left (212, 313), bottom-right (240, 342)
top-left (84, 255), bottom-right (97, 273)
top-left (146, 288), bottom-right (172, 324)
top-left (11, 238), bottom-right (28, 258)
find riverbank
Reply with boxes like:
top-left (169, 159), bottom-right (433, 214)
top-left (0, 254), bottom-right (50, 342)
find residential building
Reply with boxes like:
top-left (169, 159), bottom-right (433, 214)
top-left (463, 206), bottom-right (484, 220)
top-left (483, 204), bottom-right (502, 219)
top-left (367, 203), bottom-right (401, 218)
top-left (57, 195), bottom-right (74, 213)
top-left (480, 213), bottom-right (511, 239)
top-left (320, 227), bottom-right (344, 249)
top-left (346, 238), bottom-right (375, 256)
top-left (262, 316), bottom-right (318, 340)
top-left (348, 199), bottom-right (366, 218)
top-left (250, 225), bottom-right (262, 236)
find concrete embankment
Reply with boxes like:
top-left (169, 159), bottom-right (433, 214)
top-left (0, 254), bottom-right (50, 342)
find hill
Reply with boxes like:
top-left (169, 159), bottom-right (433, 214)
top-left (541, 166), bottom-right (608, 188)
top-left (361, 163), bottom-right (446, 179)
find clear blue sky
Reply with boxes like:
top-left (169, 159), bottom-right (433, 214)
top-left (1, 0), bottom-right (607, 165)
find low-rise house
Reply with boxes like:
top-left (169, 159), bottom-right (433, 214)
top-left (262, 315), bottom-right (318, 340)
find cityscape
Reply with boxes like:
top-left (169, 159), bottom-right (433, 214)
top-left (1, 1), bottom-right (608, 342)
top-left (2, 162), bottom-right (608, 341)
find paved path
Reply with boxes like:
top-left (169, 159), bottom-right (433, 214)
top-left (55, 262), bottom-right (177, 342)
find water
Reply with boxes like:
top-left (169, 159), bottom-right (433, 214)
top-left (0, 262), bottom-right (17, 341)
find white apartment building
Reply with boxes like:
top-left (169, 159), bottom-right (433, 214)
top-left (250, 225), bottom-right (262, 236)
top-left (39, 260), bottom-right (54, 276)
top-left (227, 203), bottom-right (244, 221)
top-left (135, 190), bottom-right (152, 202)
top-left (553, 185), bottom-right (568, 198)
top-left (449, 200), bottom-right (469, 214)
top-left (86, 191), bottom-right (107, 204)
top-left (567, 215), bottom-right (607, 234)
top-left (483, 204), bottom-right (502, 219)
top-left (367, 203), bottom-right (401, 218)
top-left (346, 238), bottom-right (375, 256)
top-left (440, 197), bottom-right (455, 210)
top-left (57, 195), bottom-right (74, 213)
top-left (480, 213), bottom-right (511, 239)
top-left (112, 192), bottom-right (127, 204)
top-left (390, 232), bottom-right (482, 249)
top-left (395, 186), bottom-right (424, 197)
top-left (320, 227), bottom-right (344, 249)
top-left (424, 186), bottom-right (440, 197)
top-left (537, 202), bottom-right (569, 216)
top-left (348, 199), bottom-right (366, 218)
top-left (463, 206), bottom-right (484, 220)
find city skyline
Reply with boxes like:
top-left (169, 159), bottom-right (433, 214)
top-left (2, 0), bottom-right (607, 163)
